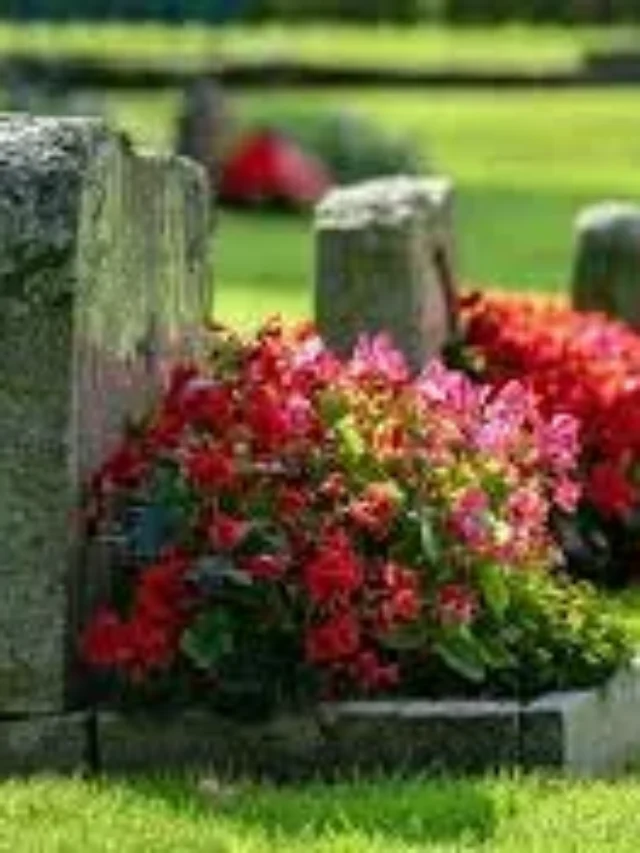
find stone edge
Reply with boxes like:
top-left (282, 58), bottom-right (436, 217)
top-left (4, 660), bottom-right (640, 778)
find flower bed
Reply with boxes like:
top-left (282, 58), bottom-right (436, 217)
top-left (81, 320), bottom-right (631, 718)
top-left (458, 293), bottom-right (640, 587)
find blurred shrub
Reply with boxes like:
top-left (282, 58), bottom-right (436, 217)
top-left (246, 109), bottom-right (425, 185)
top-left (7, 0), bottom-right (640, 24)
top-left (444, 0), bottom-right (640, 23)
top-left (249, 0), bottom-right (425, 23)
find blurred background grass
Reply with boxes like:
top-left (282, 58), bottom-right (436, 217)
top-left (100, 85), bottom-right (640, 324)
top-left (0, 22), bottom-right (625, 70)
top-left (3, 23), bottom-right (639, 325)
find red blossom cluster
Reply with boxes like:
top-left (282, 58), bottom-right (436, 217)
top-left (461, 293), bottom-right (640, 520)
top-left (83, 319), bottom-right (580, 703)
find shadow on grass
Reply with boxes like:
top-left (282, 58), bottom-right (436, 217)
top-left (115, 773), bottom-right (500, 847)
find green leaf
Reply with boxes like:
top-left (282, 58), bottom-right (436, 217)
top-left (180, 609), bottom-right (235, 671)
top-left (477, 562), bottom-right (510, 618)
top-left (475, 634), bottom-right (516, 670)
top-left (191, 555), bottom-right (253, 590)
top-left (319, 390), bottom-right (350, 426)
top-left (419, 510), bottom-right (441, 564)
top-left (336, 415), bottom-right (365, 464)
top-left (380, 620), bottom-right (429, 652)
top-left (435, 629), bottom-right (486, 684)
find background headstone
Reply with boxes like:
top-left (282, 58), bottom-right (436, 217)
top-left (0, 116), bottom-right (211, 715)
top-left (175, 77), bottom-right (232, 198)
top-left (572, 201), bottom-right (640, 328)
top-left (315, 176), bottom-right (457, 371)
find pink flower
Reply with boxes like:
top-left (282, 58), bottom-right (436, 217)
top-left (417, 360), bottom-right (481, 413)
top-left (349, 334), bottom-right (409, 385)
top-left (507, 487), bottom-right (547, 528)
top-left (450, 487), bottom-right (491, 550)
top-left (540, 414), bottom-right (580, 474)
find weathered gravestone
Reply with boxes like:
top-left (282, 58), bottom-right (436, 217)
top-left (572, 201), bottom-right (640, 328)
top-left (315, 176), bottom-right (457, 371)
top-left (0, 117), bottom-right (210, 736)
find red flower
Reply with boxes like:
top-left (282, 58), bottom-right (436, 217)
top-left (99, 441), bottom-right (147, 489)
top-left (83, 550), bottom-right (191, 676)
top-left (463, 292), bottom-right (640, 523)
top-left (185, 445), bottom-right (236, 491)
top-left (165, 363), bottom-right (199, 404)
top-left (134, 550), bottom-right (190, 624)
top-left (276, 486), bottom-right (309, 519)
top-left (241, 553), bottom-right (287, 580)
top-left (352, 650), bottom-right (399, 691)
top-left (146, 409), bottom-right (186, 451)
top-left (318, 473), bottom-right (347, 502)
top-left (436, 584), bottom-right (478, 628)
top-left (305, 612), bottom-right (361, 664)
top-left (303, 530), bottom-right (363, 603)
top-left (379, 562), bottom-right (421, 625)
top-left (82, 609), bottom-right (130, 668)
top-left (244, 385), bottom-right (291, 449)
top-left (586, 463), bottom-right (636, 518)
top-left (182, 382), bottom-right (234, 433)
top-left (349, 482), bottom-right (401, 538)
top-left (208, 513), bottom-right (250, 551)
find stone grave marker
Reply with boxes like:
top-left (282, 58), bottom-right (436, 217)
top-left (175, 77), bottom-right (232, 197)
top-left (0, 116), bottom-right (210, 719)
top-left (315, 176), bottom-right (457, 371)
top-left (572, 201), bottom-right (640, 328)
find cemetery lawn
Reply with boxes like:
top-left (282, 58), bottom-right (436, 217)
top-left (2, 591), bottom-right (639, 851)
top-left (107, 86), bottom-right (640, 324)
top-left (215, 88), bottom-right (640, 324)
top-left (4, 771), bottom-right (640, 852)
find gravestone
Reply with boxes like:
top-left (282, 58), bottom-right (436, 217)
top-left (315, 176), bottom-right (457, 371)
top-left (572, 202), bottom-right (640, 328)
top-left (175, 77), bottom-right (231, 197)
top-left (0, 117), bottom-right (210, 718)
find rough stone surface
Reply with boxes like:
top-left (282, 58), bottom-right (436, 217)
top-left (315, 176), bottom-right (457, 372)
top-left (0, 713), bottom-right (91, 775)
top-left (320, 700), bottom-right (520, 774)
top-left (97, 701), bottom-right (521, 779)
top-left (96, 663), bottom-right (640, 778)
top-left (0, 117), bottom-right (211, 716)
top-left (521, 658), bottom-right (640, 775)
top-left (97, 711), bottom-right (326, 780)
top-left (572, 202), bottom-right (640, 328)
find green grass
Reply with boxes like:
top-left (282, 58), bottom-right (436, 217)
top-left (4, 771), bottom-right (640, 852)
top-left (0, 22), bottom-right (634, 72)
top-left (101, 86), bottom-right (640, 324)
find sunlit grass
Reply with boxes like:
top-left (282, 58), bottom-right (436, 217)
top-left (3, 772), bottom-right (640, 852)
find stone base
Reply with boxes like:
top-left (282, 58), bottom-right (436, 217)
top-left (4, 662), bottom-right (640, 778)
top-left (94, 660), bottom-right (640, 779)
top-left (0, 713), bottom-right (92, 775)
top-left (521, 660), bottom-right (640, 775)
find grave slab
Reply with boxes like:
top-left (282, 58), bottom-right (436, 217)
top-left (95, 661), bottom-right (640, 779)
top-left (0, 117), bottom-right (210, 715)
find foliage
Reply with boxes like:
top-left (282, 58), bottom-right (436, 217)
top-left (9, 0), bottom-right (640, 24)
top-left (253, 110), bottom-right (425, 186)
top-left (457, 292), bottom-right (640, 586)
top-left (82, 321), bottom-right (630, 716)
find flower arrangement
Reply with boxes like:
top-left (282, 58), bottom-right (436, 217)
top-left (459, 292), bottom-right (640, 586)
top-left (82, 320), bottom-right (630, 716)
